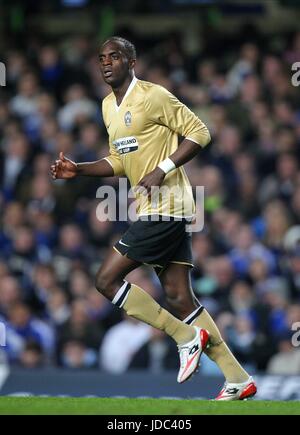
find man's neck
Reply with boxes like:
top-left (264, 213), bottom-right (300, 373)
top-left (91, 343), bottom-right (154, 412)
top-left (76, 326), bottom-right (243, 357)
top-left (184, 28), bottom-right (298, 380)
top-left (113, 74), bottom-right (135, 106)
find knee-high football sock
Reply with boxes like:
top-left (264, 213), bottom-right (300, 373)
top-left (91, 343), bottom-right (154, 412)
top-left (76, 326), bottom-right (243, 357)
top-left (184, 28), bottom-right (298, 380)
top-left (184, 307), bottom-right (249, 383)
top-left (112, 281), bottom-right (196, 345)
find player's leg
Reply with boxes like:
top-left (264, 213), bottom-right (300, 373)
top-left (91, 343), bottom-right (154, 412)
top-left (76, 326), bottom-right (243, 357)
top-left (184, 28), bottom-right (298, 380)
top-left (158, 262), bottom-right (256, 398)
top-left (95, 217), bottom-right (210, 383)
top-left (95, 246), bottom-right (198, 349)
top-left (96, 247), bottom-right (208, 383)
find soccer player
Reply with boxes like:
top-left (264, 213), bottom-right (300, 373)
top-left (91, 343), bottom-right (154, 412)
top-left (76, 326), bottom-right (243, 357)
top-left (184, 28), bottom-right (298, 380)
top-left (51, 36), bottom-right (257, 399)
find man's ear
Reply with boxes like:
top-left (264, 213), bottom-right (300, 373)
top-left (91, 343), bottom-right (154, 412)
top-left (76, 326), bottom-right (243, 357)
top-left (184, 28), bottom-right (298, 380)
top-left (129, 59), bottom-right (136, 69)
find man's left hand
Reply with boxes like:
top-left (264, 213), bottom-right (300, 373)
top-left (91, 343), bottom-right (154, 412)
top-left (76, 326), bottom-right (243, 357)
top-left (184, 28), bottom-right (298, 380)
top-left (134, 167), bottom-right (166, 196)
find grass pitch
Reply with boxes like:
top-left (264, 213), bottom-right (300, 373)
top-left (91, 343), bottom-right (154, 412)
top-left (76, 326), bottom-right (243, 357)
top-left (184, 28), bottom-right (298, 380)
top-left (0, 397), bottom-right (299, 415)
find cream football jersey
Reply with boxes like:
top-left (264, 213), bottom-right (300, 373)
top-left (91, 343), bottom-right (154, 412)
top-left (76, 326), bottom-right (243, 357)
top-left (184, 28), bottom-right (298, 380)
top-left (102, 77), bottom-right (211, 218)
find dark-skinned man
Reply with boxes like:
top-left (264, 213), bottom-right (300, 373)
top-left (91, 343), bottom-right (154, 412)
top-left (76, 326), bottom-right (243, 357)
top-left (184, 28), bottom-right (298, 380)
top-left (51, 36), bottom-right (256, 399)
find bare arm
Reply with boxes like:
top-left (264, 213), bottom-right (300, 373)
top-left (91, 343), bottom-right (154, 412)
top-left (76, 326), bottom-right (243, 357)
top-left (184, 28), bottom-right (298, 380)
top-left (76, 159), bottom-right (114, 177)
top-left (135, 139), bottom-right (202, 194)
top-left (168, 138), bottom-right (200, 167)
top-left (50, 152), bottom-right (114, 179)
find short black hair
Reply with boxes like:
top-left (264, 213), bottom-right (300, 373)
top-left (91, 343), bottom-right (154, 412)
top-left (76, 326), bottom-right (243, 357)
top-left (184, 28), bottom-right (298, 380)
top-left (103, 36), bottom-right (137, 60)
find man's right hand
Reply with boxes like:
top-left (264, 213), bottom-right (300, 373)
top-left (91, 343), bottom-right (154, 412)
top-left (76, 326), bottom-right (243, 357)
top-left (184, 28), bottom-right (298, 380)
top-left (51, 152), bottom-right (78, 179)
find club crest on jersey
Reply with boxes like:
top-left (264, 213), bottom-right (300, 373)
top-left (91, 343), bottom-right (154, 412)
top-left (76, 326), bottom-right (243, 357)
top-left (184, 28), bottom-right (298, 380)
top-left (124, 111), bottom-right (132, 127)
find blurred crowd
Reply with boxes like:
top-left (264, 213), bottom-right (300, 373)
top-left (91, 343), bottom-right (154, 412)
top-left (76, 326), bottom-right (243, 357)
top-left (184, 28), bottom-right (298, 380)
top-left (0, 27), bottom-right (300, 376)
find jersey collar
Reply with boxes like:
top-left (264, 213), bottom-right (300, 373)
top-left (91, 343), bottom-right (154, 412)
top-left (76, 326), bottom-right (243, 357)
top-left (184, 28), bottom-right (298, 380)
top-left (114, 75), bottom-right (138, 112)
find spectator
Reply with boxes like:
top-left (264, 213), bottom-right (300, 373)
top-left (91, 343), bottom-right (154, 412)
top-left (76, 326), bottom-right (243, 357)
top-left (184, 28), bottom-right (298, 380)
top-left (6, 302), bottom-right (55, 363)
top-left (61, 340), bottom-right (97, 369)
top-left (0, 133), bottom-right (30, 199)
top-left (0, 275), bottom-right (22, 317)
top-left (57, 299), bottom-right (102, 365)
top-left (57, 84), bottom-right (97, 131)
top-left (267, 335), bottom-right (300, 375)
top-left (19, 340), bottom-right (46, 369)
top-left (46, 287), bottom-right (71, 326)
top-left (99, 316), bottom-right (151, 374)
top-left (10, 72), bottom-right (40, 119)
top-left (129, 328), bottom-right (178, 373)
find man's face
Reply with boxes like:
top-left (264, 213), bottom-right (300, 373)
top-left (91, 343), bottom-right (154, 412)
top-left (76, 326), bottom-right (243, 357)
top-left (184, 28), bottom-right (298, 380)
top-left (99, 41), bottom-right (135, 88)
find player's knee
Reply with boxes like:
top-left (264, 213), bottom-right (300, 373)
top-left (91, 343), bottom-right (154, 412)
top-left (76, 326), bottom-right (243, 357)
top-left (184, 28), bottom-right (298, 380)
top-left (165, 292), bottom-right (194, 319)
top-left (162, 278), bottom-right (179, 300)
top-left (162, 278), bottom-right (193, 316)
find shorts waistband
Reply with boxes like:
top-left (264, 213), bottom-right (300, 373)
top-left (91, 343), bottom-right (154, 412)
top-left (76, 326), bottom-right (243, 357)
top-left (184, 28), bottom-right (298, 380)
top-left (137, 214), bottom-right (192, 222)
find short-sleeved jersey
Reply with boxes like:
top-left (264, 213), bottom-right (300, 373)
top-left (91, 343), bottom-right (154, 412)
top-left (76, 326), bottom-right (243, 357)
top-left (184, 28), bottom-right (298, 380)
top-left (102, 77), bottom-right (211, 218)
